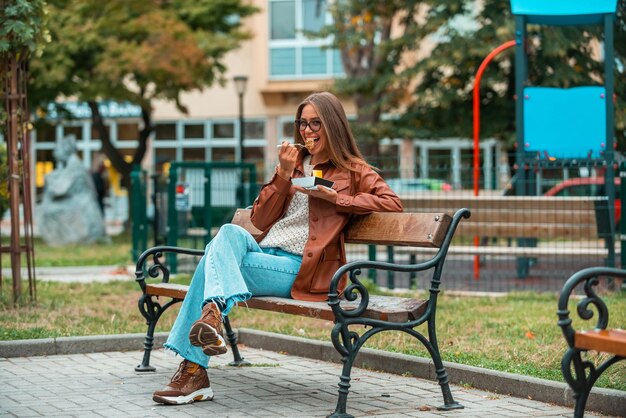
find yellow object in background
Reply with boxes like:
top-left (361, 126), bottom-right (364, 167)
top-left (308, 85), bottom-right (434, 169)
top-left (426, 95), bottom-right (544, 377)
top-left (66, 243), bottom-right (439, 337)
top-left (312, 170), bottom-right (322, 178)
top-left (36, 161), bottom-right (54, 187)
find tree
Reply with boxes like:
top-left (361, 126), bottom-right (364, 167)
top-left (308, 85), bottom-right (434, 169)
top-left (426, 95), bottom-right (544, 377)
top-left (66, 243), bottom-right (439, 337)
top-left (318, 0), bottom-right (441, 164)
top-left (29, 0), bottom-right (258, 212)
top-left (1, 0), bottom-right (48, 303)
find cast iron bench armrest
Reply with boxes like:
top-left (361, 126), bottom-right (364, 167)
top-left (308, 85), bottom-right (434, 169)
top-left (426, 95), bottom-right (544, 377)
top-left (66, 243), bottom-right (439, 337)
top-left (135, 246), bottom-right (204, 292)
top-left (328, 208), bottom-right (470, 323)
top-left (557, 266), bottom-right (626, 418)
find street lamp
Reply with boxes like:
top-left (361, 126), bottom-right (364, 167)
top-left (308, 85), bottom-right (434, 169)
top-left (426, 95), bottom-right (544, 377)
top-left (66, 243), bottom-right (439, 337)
top-left (233, 75), bottom-right (248, 163)
top-left (233, 75), bottom-right (248, 207)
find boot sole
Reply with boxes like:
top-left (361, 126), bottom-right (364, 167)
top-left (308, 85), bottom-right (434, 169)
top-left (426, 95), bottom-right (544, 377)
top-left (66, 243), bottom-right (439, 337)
top-left (153, 387), bottom-right (214, 405)
top-left (189, 322), bottom-right (228, 356)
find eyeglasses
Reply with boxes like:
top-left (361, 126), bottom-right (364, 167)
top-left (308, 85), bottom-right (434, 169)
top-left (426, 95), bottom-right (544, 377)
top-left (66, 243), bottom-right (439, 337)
top-left (295, 119), bottom-right (322, 132)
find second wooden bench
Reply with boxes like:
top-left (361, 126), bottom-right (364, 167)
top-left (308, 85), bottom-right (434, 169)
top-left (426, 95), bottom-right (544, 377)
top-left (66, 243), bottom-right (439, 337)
top-left (400, 195), bottom-right (615, 278)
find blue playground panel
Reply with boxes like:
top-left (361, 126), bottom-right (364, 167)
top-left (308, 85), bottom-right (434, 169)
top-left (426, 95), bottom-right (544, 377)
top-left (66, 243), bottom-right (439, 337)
top-left (510, 0), bottom-right (617, 25)
top-left (523, 86), bottom-right (607, 159)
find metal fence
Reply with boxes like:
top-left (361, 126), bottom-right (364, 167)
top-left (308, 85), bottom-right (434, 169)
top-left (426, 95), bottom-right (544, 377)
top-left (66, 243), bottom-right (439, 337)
top-left (131, 152), bottom-right (623, 293)
top-left (351, 153), bottom-right (622, 293)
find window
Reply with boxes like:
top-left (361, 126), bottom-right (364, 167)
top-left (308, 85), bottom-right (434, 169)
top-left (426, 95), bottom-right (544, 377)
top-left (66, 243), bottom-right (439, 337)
top-left (280, 118), bottom-right (296, 139)
top-left (183, 147), bottom-right (205, 161)
top-left (155, 123), bottom-right (176, 140)
top-left (155, 148), bottom-right (176, 174)
top-left (212, 147), bottom-right (235, 162)
top-left (34, 122), bottom-right (56, 142)
top-left (270, 1), bottom-right (295, 39)
top-left (268, 0), bottom-right (343, 78)
top-left (118, 123), bottom-right (139, 141)
top-left (35, 149), bottom-right (55, 189)
top-left (184, 124), bottom-right (205, 140)
top-left (244, 121), bottom-right (265, 139)
top-left (63, 126), bottom-right (83, 140)
top-left (213, 123), bottom-right (235, 139)
top-left (90, 124), bottom-right (109, 140)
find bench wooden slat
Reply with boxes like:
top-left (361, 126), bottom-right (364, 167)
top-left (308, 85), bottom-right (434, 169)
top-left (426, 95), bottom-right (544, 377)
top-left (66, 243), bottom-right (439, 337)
top-left (448, 210), bottom-right (597, 224)
top-left (574, 329), bottom-right (626, 357)
top-left (396, 245), bottom-right (613, 257)
top-left (231, 209), bottom-right (452, 248)
top-left (147, 283), bottom-right (190, 300)
top-left (456, 223), bottom-right (599, 239)
top-left (146, 283), bottom-right (428, 322)
top-left (344, 212), bottom-right (450, 247)
top-left (401, 196), bottom-right (607, 212)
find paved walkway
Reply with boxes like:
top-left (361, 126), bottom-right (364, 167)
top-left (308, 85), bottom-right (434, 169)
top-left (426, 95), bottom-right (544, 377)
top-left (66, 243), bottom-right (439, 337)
top-left (0, 346), bottom-right (614, 418)
top-left (1, 265), bottom-right (135, 283)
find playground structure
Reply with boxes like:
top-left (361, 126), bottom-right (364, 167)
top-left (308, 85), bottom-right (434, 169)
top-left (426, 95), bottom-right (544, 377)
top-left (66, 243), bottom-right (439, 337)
top-left (511, 0), bottom-right (617, 194)
top-left (471, 0), bottom-right (619, 278)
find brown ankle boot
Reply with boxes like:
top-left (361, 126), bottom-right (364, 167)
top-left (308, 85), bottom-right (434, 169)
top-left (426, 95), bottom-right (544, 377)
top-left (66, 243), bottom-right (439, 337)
top-left (189, 302), bottom-right (228, 356)
top-left (152, 360), bottom-right (213, 405)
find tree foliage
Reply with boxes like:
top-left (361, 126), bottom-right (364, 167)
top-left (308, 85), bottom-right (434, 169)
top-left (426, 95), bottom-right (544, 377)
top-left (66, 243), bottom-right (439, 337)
top-left (29, 0), bottom-right (258, 193)
top-left (0, 0), bottom-right (49, 55)
top-left (319, 0), bottom-right (439, 161)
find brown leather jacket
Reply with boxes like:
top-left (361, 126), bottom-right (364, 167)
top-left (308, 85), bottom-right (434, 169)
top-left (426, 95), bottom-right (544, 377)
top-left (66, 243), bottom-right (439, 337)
top-left (250, 157), bottom-right (403, 301)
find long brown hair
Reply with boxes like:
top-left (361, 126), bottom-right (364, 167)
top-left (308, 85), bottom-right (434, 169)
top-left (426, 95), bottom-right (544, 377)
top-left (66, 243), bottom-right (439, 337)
top-left (294, 91), bottom-right (372, 172)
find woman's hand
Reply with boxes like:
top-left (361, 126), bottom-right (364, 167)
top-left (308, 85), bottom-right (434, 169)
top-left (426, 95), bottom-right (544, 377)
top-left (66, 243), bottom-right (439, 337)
top-left (294, 185), bottom-right (338, 204)
top-left (276, 141), bottom-right (299, 180)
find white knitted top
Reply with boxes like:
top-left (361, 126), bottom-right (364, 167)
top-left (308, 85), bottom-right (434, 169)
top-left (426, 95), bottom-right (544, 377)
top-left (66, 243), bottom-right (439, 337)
top-left (259, 156), bottom-right (314, 255)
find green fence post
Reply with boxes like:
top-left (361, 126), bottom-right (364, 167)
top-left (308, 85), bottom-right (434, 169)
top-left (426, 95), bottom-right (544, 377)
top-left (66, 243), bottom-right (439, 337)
top-left (204, 163), bottom-right (213, 244)
top-left (409, 254), bottom-right (417, 289)
top-left (368, 245), bottom-right (377, 283)
top-left (167, 163), bottom-right (178, 273)
top-left (619, 161), bottom-right (626, 268)
top-left (130, 167), bottom-right (147, 262)
top-left (386, 245), bottom-right (394, 289)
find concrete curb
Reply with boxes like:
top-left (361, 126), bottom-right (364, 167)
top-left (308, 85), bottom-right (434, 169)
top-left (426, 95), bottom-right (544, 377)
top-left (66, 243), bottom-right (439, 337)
top-left (1, 330), bottom-right (624, 417)
top-left (0, 332), bottom-right (169, 358)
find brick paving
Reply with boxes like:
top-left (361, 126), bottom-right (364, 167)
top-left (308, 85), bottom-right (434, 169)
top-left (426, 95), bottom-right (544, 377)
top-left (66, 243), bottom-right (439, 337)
top-left (0, 346), bottom-right (614, 418)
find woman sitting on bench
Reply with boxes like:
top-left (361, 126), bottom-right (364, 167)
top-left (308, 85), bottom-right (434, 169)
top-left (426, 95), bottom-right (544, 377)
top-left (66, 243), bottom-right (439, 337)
top-left (152, 91), bottom-right (403, 405)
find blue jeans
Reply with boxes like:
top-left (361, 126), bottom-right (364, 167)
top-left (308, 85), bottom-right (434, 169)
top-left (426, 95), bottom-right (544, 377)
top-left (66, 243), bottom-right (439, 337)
top-left (164, 224), bottom-right (302, 367)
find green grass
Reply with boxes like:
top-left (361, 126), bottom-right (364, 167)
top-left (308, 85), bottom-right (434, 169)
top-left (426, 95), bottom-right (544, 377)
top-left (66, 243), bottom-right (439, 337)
top-left (2, 233), bottom-right (133, 267)
top-left (1, 277), bottom-right (624, 392)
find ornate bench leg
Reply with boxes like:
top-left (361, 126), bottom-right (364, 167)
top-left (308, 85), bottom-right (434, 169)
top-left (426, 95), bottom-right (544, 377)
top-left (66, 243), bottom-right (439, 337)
top-left (427, 322), bottom-right (463, 410)
top-left (136, 296), bottom-right (157, 372)
top-left (433, 362), bottom-right (463, 410)
top-left (561, 349), bottom-right (623, 418)
top-left (223, 316), bottom-right (250, 366)
top-left (328, 357), bottom-right (356, 418)
top-left (563, 350), bottom-right (592, 418)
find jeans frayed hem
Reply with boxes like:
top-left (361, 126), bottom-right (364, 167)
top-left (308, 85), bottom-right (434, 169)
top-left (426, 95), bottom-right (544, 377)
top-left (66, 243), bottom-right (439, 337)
top-left (163, 343), bottom-right (209, 369)
top-left (204, 292), bottom-right (252, 317)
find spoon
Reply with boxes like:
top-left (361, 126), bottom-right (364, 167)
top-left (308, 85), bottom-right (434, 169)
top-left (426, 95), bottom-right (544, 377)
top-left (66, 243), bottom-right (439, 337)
top-left (276, 143), bottom-right (305, 148)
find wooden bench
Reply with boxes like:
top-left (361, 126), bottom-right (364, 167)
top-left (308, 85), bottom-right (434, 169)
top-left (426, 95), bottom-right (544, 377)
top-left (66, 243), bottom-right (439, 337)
top-left (557, 267), bottom-right (626, 418)
top-left (135, 208), bottom-right (470, 417)
top-left (400, 195), bottom-right (615, 278)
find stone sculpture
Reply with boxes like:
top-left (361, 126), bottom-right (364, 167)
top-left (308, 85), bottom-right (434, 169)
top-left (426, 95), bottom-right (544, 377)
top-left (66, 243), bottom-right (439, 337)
top-left (38, 135), bottom-right (107, 245)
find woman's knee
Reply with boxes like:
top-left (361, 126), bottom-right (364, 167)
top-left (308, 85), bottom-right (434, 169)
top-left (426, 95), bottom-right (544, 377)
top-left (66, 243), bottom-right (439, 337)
top-left (216, 223), bottom-right (249, 240)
